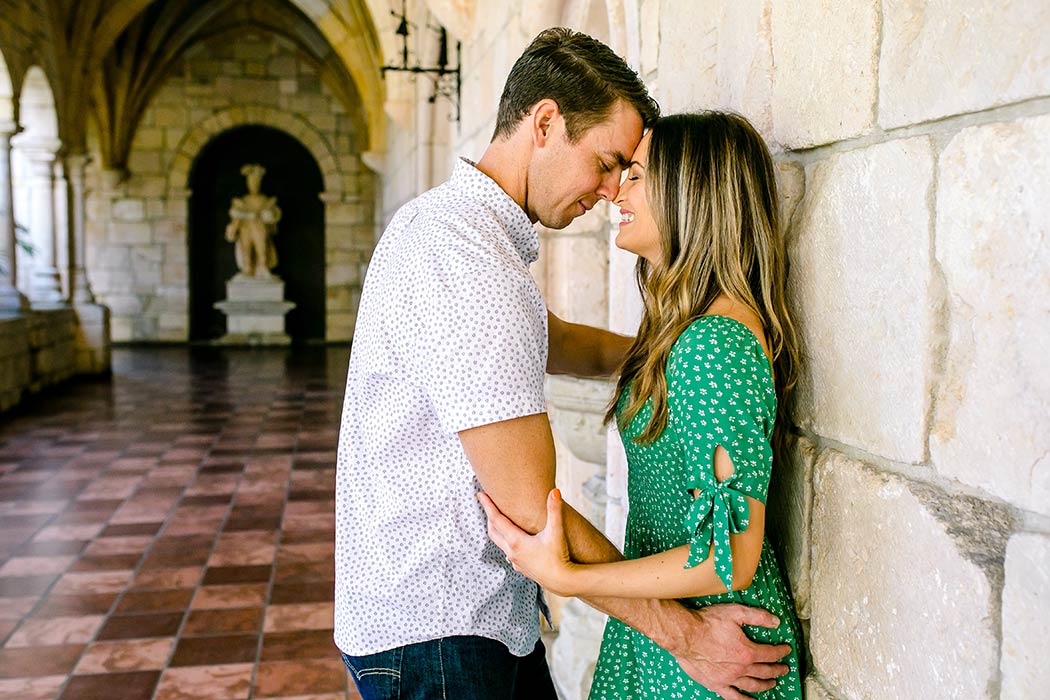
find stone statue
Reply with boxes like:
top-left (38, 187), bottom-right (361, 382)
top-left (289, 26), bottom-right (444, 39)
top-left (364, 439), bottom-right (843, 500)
top-left (224, 164), bottom-right (282, 277)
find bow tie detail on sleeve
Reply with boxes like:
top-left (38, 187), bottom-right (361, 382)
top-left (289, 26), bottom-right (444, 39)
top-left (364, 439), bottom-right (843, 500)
top-left (682, 477), bottom-right (751, 592)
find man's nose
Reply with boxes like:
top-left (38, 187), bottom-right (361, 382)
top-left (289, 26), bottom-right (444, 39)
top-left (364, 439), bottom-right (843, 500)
top-left (597, 172), bottom-right (620, 201)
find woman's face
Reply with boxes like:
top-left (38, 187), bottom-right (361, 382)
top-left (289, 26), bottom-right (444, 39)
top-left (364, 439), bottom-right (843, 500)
top-left (613, 132), bottom-right (661, 265)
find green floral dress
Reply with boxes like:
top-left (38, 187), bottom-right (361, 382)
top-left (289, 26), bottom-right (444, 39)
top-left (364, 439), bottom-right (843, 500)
top-left (589, 316), bottom-right (803, 700)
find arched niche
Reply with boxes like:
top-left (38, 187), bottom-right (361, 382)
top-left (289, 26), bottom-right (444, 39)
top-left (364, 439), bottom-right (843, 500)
top-left (11, 66), bottom-right (61, 297)
top-left (187, 124), bottom-right (325, 343)
top-left (16, 67), bottom-right (58, 143)
top-left (0, 49), bottom-right (13, 125)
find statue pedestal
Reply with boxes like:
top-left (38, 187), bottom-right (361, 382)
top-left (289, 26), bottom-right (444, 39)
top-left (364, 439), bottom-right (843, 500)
top-left (213, 274), bottom-right (295, 346)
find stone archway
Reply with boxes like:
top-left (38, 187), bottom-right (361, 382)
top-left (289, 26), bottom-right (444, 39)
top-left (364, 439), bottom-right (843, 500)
top-left (167, 105), bottom-right (344, 197)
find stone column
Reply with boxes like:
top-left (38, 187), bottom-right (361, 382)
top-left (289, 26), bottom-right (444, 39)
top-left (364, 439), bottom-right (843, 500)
top-left (21, 139), bottom-right (63, 306)
top-left (0, 122), bottom-right (28, 312)
top-left (52, 157), bottom-right (70, 299)
top-left (65, 153), bottom-right (94, 303)
top-left (64, 151), bottom-right (110, 374)
top-left (546, 375), bottom-right (617, 700)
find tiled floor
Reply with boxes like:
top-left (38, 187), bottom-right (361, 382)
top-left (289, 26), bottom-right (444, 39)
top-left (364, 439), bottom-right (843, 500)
top-left (0, 347), bottom-right (360, 700)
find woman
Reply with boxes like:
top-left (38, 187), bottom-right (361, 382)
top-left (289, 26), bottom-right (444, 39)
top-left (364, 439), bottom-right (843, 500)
top-left (479, 111), bottom-right (803, 699)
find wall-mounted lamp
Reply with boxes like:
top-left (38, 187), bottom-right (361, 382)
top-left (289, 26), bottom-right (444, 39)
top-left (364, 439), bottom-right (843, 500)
top-left (381, 1), bottom-right (462, 123)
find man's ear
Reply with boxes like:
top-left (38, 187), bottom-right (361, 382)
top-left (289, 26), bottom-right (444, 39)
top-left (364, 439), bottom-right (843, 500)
top-left (530, 99), bottom-right (560, 148)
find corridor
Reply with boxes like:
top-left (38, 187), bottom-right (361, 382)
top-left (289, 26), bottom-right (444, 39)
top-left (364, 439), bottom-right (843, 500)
top-left (0, 347), bottom-right (357, 700)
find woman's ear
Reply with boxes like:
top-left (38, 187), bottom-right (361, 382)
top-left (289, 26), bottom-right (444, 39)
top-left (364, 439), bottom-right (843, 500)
top-left (530, 99), bottom-right (560, 148)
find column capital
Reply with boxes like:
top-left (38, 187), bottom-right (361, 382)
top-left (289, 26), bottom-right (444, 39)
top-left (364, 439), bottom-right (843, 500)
top-left (64, 152), bottom-right (91, 173)
top-left (14, 137), bottom-right (62, 163)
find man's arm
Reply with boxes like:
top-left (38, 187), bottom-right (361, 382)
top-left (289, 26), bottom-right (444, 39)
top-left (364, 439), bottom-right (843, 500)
top-left (547, 310), bottom-right (633, 378)
top-left (459, 414), bottom-right (790, 700)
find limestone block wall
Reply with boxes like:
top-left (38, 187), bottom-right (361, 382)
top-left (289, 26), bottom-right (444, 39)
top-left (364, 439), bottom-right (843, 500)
top-left (654, 2), bottom-right (1050, 698)
top-left (0, 308), bottom-right (78, 411)
top-left (0, 316), bottom-right (30, 411)
top-left (84, 32), bottom-right (376, 342)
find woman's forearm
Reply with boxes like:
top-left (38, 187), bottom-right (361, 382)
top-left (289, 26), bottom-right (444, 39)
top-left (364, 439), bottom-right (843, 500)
top-left (565, 543), bottom-right (736, 600)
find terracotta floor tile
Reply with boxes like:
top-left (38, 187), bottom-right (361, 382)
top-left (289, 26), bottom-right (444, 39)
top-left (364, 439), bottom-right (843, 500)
top-left (16, 540), bottom-right (88, 557)
top-left (0, 556), bottom-right (77, 577)
top-left (0, 596), bottom-right (39, 620)
top-left (74, 637), bottom-right (175, 674)
top-left (0, 501), bottom-right (66, 516)
top-left (0, 644), bottom-right (84, 677)
top-left (181, 495), bottom-right (232, 507)
top-left (208, 531), bottom-right (277, 567)
top-left (99, 522), bottom-right (164, 538)
top-left (130, 567), bottom-right (202, 590)
top-left (202, 565), bottom-right (272, 585)
top-left (182, 608), bottom-right (263, 636)
top-left (154, 663), bottom-right (253, 700)
top-left (0, 575), bottom-right (58, 597)
top-left (274, 560), bottom-right (333, 583)
top-left (84, 536), bottom-right (153, 557)
top-left (269, 582), bottom-right (334, 605)
top-left (0, 675), bottom-right (66, 700)
top-left (170, 634), bottom-right (258, 666)
top-left (114, 588), bottom-right (194, 614)
top-left (96, 612), bottom-right (184, 640)
top-left (70, 554), bottom-right (144, 572)
top-left (253, 658), bottom-right (346, 697)
top-left (276, 543), bottom-right (333, 564)
top-left (260, 630), bottom-right (338, 661)
top-left (32, 593), bottom-right (116, 618)
top-left (279, 530), bottom-right (333, 545)
top-left (223, 516), bottom-right (282, 532)
top-left (51, 570), bottom-right (133, 595)
top-left (140, 549), bottom-right (211, 569)
top-left (191, 584), bottom-right (267, 610)
top-left (5, 615), bottom-right (104, 647)
top-left (263, 603), bottom-right (334, 633)
top-left (57, 670), bottom-right (159, 700)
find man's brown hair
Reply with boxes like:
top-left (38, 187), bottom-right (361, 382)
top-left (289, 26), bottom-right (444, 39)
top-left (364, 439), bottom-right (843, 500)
top-left (492, 27), bottom-right (659, 143)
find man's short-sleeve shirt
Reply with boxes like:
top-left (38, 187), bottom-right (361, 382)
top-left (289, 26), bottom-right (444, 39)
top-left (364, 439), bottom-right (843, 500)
top-left (334, 159), bottom-right (549, 657)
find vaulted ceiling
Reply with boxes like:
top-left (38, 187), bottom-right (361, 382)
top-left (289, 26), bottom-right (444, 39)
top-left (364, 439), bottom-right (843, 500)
top-left (0, 0), bottom-right (387, 161)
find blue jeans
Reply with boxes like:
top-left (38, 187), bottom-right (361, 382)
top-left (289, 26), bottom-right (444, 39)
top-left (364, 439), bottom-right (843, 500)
top-left (340, 636), bottom-right (557, 700)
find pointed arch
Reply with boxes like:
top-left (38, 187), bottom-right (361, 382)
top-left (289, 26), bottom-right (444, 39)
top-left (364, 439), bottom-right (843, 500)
top-left (17, 66), bottom-right (59, 143)
top-left (0, 49), bottom-right (13, 125)
top-left (167, 105), bottom-right (344, 197)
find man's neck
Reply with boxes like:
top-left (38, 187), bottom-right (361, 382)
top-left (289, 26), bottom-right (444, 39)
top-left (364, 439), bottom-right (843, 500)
top-left (475, 137), bottom-right (536, 223)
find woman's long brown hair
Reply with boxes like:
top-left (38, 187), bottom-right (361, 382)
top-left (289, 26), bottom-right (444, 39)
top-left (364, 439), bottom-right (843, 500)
top-left (607, 111), bottom-right (800, 464)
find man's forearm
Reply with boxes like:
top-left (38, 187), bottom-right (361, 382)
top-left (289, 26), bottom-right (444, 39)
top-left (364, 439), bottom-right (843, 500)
top-left (561, 502), bottom-right (695, 654)
top-left (547, 312), bottom-right (633, 378)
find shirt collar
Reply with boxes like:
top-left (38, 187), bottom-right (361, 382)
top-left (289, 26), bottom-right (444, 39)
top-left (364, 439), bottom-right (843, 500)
top-left (451, 158), bottom-right (539, 265)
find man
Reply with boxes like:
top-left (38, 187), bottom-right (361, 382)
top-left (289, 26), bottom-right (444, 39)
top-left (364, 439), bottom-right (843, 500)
top-left (335, 27), bottom-right (790, 700)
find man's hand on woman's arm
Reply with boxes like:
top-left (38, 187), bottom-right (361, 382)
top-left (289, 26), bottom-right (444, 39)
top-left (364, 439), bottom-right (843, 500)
top-left (459, 414), bottom-right (790, 700)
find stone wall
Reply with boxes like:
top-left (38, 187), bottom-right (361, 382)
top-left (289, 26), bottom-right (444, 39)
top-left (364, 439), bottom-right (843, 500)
top-left (656, 2), bottom-right (1050, 698)
top-left (376, 2), bottom-right (1049, 698)
top-left (84, 31), bottom-right (376, 343)
top-left (0, 308), bottom-right (79, 411)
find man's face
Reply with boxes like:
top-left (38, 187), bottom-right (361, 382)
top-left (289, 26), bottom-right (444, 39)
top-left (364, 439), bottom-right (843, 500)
top-left (527, 100), bottom-right (644, 230)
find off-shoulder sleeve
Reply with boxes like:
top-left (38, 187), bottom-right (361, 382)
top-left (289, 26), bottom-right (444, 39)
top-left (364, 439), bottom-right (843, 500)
top-left (666, 317), bottom-right (777, 591)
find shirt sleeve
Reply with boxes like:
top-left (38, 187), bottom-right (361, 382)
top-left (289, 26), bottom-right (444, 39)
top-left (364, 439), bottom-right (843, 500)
top-left (666, 318), bottom-right (776, 590)
top-left (392, 219), bottom-right (548, 435)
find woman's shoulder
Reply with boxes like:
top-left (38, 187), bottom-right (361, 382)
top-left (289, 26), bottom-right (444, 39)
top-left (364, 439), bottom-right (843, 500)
top-left (673, 315), bottom-right (762, 355)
